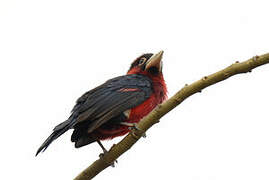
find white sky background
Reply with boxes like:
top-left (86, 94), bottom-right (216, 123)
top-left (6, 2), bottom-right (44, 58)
top-left (1, 0), bottom-right (269, 179)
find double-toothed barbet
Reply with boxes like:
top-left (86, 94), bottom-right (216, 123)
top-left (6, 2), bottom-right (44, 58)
top-left (36, 51), bottom-right (167, 156)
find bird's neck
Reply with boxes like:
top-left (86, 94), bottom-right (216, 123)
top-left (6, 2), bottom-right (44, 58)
top-left (127, 71), bottom-right (167, 102)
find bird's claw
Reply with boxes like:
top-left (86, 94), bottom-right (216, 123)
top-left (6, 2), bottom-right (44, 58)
top-left (99, 150), bottom-right (118, 168)
top-left (127, 123), bottom-right (140, 131)
top-left (98, 150), bottom-right (107, 158)
top-left (120, 122), bottom-right (146, 138)
top-left (127, 123), bottom-right (146, 138)
top-left (133, 124), bottom-right (146, 138)
top-left (129, 124), bottom-right (146, 138)
top-left (110, 159), bottom-right (118, 167)
top-left (142, 132), bottom-right (146, 138)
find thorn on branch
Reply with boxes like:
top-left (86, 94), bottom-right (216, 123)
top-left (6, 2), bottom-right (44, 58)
top-left (253, 55), bottom-right (259, 61)
top-left (224, 72), bottom-right (229, 78)
top-left (202, 76), bottom-right (208, 81)
top-left (235, 61), bottom-right (240, 63)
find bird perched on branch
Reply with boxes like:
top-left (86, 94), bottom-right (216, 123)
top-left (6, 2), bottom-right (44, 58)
top-left (36, 51), bottom-right (167, 156)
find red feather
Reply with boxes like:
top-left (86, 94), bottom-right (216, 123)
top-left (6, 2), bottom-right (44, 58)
top-left (118, 88), bottom-right (140, 92)
top-left (96, 71), bottom-right (167, 140)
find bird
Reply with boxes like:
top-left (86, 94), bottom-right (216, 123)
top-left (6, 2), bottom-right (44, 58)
top-left (36, 51), bottom-right (167, 156)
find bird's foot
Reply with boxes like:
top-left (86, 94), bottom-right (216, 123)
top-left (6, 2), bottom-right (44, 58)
top-left (99, 150), bottom-right (118, 167)
top-left (98, 150), bottom-right (107, 158)
top-left (97, 140), bottom-right (118, 167)
top-left (120, 122), bottom-right (146, 138)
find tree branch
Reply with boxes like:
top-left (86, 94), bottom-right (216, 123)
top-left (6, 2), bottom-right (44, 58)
top-left (74, 53), bottom-right (269, 180)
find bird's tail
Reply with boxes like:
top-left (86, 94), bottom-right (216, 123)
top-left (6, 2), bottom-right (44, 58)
top-left (35, 115), bottom-right (76, 156)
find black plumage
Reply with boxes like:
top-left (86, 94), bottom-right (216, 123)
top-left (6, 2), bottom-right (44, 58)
top-left (36, 74), bottom-right (153, 155)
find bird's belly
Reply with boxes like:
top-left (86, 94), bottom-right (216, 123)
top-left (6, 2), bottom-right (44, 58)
top-left (127, 95), bottom-right (159, 123)
top-left (94, 94), bottom-right (164, 140)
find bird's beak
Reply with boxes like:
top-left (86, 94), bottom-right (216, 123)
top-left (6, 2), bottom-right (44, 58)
top-left (145, 50), bottom-right (164, 72)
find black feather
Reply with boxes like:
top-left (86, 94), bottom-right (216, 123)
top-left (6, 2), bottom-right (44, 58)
top-left (36, 74), bottom-right (153, 154)
top-left (35, 113), bottom-right (77, 156)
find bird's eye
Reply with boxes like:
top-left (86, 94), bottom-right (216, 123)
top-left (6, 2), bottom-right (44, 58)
top-left (139, 58), bottom-right (146, 65)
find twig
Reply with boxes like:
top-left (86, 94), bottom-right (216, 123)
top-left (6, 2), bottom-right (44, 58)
top-left (74, 53), bottom-right (269, 180)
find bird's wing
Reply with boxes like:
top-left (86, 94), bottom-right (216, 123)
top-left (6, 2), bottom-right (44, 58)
top-left (71, 74), bottom-right (153, 133)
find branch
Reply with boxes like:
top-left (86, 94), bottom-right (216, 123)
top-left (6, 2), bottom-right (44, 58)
top-left (74, 53), bottom-right (269, 180)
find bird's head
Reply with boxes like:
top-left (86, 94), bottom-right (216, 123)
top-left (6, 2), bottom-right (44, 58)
top-left (127, 51), bottom-right (164, 79)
